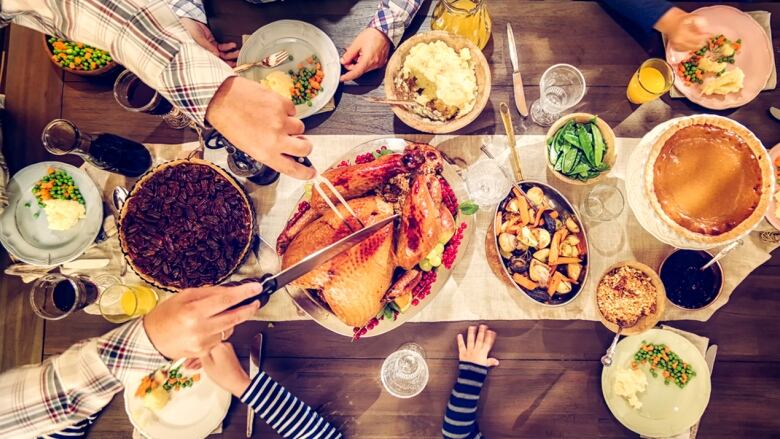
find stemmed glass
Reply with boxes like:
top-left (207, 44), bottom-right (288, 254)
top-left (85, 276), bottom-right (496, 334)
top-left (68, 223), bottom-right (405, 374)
top-left (530, 64), bottom-right (587, 126)
top-left (380, 343), bottom-right (429, 398)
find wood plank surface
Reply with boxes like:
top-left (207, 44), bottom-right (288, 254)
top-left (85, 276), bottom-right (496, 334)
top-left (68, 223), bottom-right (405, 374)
top-left (4, 0), bottom-right (780, 438)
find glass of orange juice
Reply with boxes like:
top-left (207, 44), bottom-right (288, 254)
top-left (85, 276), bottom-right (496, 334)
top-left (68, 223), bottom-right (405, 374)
top-left (98, 283), bottom-right (159, 323)
top-left (626, 58), bottom-right (674, 104)
top-left (431, 0), bottom-right (492, 49)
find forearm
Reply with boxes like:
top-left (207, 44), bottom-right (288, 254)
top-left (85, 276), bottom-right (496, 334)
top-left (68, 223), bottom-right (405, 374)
top-left (0, 320), bottom-right (166, 438)
top-left (442, 362), bottom-right (488, 439)
top-left (600, 0), bottom-right (673, 32)
top-left (368, 0), bottom-right (423, 46)
top-left (0, 0), bottom-right (233, 125)
top-left (241, 371), bottom-right (342, 439)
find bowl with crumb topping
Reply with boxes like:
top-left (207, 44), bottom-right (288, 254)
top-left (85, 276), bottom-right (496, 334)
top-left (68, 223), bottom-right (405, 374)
top-left (596, 261), bottom-right (666, 335)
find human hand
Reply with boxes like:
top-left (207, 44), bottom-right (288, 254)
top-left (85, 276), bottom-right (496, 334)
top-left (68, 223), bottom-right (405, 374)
top-left (200, 342), bottom-right (251, 397)
top-left (456, 324), bottom-right (499, 368)
top-left (206, 76), bottom-right (315, 179)
top-left (655, 7), bottom-right (708, 52)
top-left (340, 28), bottom-right (391, 82)
top-left (179, 18), bottom-right (240, 67)
top-left (143, 282), bottom-right (262, 359)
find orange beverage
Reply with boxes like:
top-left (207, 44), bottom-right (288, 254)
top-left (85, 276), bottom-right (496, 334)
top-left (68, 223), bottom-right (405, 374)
top-left (627, 58), bottom-right (674, 104)
top-left (431, 0), bottom-right (492, 49)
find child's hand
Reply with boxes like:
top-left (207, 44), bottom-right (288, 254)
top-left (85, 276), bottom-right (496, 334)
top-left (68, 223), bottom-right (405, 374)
top-left (456, 324), bottom-right (499, 368)
top-left (656, 7), bottom-right (708, 52)
top-left (200, 342), bottom-right (251, 397)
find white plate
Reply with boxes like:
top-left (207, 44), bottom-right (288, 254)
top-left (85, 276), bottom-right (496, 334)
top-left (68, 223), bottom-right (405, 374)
top-left (238, 20), bottom-right (340, 119)
top-left (0, 162), bottom-right (102, 266)
top-left (125, 367), bottom-right (231, 439)
top-left (602, 328), bottom-right (712, 437)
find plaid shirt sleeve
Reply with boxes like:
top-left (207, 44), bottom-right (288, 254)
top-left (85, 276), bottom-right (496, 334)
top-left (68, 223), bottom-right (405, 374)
top-left (0, 319), bottom-right (167, 438)
top-left (168, 0), bottom-right (208, 24)
top-left (0, 0), bottom-right (234, 126)
top-left (367, 0), bottom-right (423, 47)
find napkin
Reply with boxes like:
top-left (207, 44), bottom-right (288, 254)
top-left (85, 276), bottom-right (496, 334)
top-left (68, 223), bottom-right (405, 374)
top-left (639, 325), bottom-right (717, 439)
top-left (665, 11), bottom-right (776, 98)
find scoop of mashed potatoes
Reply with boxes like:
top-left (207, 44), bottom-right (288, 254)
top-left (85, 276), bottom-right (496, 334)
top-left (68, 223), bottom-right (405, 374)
top-left (43, 199), bottom-right (86, 231)
top-left (259, 71), bottom-right (294, 100)
top-left (702, 68), bottom-right (744, 95)
top-left (401, 40), bottom-right (477, 117)
top-left (613, 367), bottom-right (648, 410)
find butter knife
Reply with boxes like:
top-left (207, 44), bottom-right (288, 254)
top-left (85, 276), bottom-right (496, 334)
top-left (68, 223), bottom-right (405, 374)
top-left (247, 333), bottom-right (263, 437)
top-left (690, 344), bottom-right (718, 439)
top-left (507, 23), bottom-right (528, 117)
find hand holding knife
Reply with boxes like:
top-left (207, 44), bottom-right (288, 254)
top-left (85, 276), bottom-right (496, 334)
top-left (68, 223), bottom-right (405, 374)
top-left (507, 23), bottom-right (529, 117)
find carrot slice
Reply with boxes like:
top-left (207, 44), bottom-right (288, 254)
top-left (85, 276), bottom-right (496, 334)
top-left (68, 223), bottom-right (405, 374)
top-left (512, 273), bottom-right (538, 291)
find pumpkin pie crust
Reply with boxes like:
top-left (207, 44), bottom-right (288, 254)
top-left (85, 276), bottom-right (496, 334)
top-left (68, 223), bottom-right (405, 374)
top-left (644, 116), bottom-right (772, 245)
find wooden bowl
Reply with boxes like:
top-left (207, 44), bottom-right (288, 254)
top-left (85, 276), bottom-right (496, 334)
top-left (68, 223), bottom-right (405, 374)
top-left (384, 31), bottom-right (491, 134)
top-left (596, 260), bottom-right (666, 335)
top-left (43, 35), bottom-right (118, 77)
top-left (545, 113), bottom-right (617, 186)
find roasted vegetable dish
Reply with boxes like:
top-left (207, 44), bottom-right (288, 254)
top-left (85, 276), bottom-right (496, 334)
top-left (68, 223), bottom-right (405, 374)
top-left (547, 117), bottom-right (610, 181)
top-left (495, 184), bottom-right (588, 305)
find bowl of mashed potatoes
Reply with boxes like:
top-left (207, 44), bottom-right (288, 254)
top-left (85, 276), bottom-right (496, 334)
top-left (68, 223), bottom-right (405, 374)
top-left (384, 31), bottom-right (491, 133)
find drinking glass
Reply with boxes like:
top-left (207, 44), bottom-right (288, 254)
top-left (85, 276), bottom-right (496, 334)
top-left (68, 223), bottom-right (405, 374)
top-left (465, 159), bottom-right (511, 208)
top-left (114, 70), bottom-right (191, 129)
top-left (431, 0), bottom-right (492, 50)
top-left (530, 64), bottom-right (586, 127)
top-left (98, 282), bottom-right (159, 323)
top-left (626, 58), bottom-right (674, 104)
top-left (380, 343), bottom-right (429, 398)
top-left (580, 184), bottom-right (624, 221)
top-left (29, 274), bottom-right (99, 320)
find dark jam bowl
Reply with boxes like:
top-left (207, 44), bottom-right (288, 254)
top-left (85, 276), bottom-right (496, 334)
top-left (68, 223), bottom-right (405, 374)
top-left (659, 249), bottom-right (724, 310)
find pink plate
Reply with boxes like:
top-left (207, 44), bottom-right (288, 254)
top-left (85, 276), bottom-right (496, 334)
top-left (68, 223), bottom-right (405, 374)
top-left (666, 5), bottom-right (774, 110)
top-left (766, 144), bottom-right (780, 231)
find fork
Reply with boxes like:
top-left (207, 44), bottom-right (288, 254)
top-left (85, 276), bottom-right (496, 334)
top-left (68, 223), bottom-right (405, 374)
top-left (233, 50), bottom-right (290, 74)
top-left (290, 156), bottom-right (365, 230)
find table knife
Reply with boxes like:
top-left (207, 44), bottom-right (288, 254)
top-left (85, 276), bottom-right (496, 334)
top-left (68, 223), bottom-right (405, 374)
top-left (229, 213), bottom-right (400, 310)
top-left (246, 333), bottom-right (263, 438)
top-left (506, 23), bottom-right (528, 117)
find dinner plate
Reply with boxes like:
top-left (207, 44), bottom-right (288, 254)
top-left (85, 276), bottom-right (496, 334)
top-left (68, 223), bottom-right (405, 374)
top-left (238, 20), bottom-right (340, 119)
top-left (602, 328), bottom-right (711, 437)
top-left (280, 138), bottom-right (475, 338)
top-left (666, 5), bottom-right (774, 110)
top-left (765, 143), bottom-right (780, 230)
top-left (0, 162), bottom-right (102, 266)
top-left (124, 366), bottom-right (231, 439)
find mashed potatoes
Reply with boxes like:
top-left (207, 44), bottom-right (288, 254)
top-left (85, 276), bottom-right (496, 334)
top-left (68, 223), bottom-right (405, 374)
top-left (259, 71), bottom-right (294, 100)
top-left (613, 367), bottom-right (648, 410)
top-left (43, 199), bottom-right (85, 231)
top-left (702, 68), bottom-right (745, 96)
top-left (400, 40), bottom-right (477, 119)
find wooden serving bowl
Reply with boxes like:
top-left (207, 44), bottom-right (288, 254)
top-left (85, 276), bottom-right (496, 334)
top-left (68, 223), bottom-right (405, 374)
top-left (596, 260), bottom-right (666, 335)
top-left (43, 35), bottom-right (118, 77)
top-left (384, 31), bottom-right (491, 134)
top-left (545, 113), bottom-right (617, 186)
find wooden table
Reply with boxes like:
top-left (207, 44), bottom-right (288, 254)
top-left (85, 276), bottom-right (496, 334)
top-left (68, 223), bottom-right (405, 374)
top-left (2, 1), bottom-right (780, 437)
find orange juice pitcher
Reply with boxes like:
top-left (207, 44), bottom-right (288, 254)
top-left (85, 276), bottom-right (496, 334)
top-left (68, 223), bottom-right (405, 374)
top-left (431, 0), bottom-right (492, 49)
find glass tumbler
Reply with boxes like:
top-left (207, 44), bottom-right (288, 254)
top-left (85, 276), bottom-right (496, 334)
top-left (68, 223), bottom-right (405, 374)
top-left (626, 58), bottom-right (674, 104)
top-left (465, 159), bottom-right (511, 209)
top-left (380, 343), bottom-right (429, 398)
top-left (530, 63), bottom-right (587, 127)
top-left (99, 283), bottom-right (159, 324)
top-left (580, 184), bottom-right (625, 222)
top-left (29, 273), bottom-right (99, 320)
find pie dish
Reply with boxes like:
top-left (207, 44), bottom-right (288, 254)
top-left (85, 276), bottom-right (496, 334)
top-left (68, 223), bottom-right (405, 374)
top-left (644, 115), bottom-right (772, 245)
top-left (119, 159), bottom-right (254, 291)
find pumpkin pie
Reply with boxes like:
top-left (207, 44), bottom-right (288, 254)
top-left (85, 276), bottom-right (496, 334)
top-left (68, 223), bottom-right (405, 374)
top-left (645, 116), bottom-right (772, 244)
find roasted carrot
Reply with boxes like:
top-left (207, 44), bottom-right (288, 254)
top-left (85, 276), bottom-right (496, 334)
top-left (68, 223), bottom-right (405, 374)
top-left (512, 273), bottom-right (538, 291)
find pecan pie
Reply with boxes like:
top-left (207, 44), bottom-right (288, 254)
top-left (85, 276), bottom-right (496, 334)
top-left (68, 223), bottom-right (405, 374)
top-left (645, 116), bottom-right (773, 244)
top-left (119, 159), bottom-right (254, 290)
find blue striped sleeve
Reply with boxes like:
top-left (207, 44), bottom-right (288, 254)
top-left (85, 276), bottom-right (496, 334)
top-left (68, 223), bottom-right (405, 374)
top-left (442, 362), bottom-right (488, 439)
top-left (240, 371), bottom-right (342, 439)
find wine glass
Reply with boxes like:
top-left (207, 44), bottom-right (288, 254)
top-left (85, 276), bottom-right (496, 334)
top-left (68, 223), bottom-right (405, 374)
top-left (530, 64), bottom-right (587, 126)
top-left (380, 343), bottom-right (429, 398)
top-left (464, 159), bottom-right (511, 209)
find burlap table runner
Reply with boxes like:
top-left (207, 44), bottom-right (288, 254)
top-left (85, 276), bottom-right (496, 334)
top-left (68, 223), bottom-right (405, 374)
top-left (12, 134), bottom-right (774, 323)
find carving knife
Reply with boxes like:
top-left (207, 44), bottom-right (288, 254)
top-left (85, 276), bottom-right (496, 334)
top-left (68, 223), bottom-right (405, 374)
top-left (507, 23), bottom-right (528, 117)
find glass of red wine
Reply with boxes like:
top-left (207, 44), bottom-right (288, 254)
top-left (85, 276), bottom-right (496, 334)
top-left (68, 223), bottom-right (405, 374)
top-left (29, 274), bottom-right (99, 320)
top-left (113, 70), bottom-right (191, 129)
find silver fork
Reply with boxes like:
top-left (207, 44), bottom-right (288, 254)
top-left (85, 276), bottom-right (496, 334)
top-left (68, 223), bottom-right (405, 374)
top-left (234, 50), bottom-right (290, 74)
